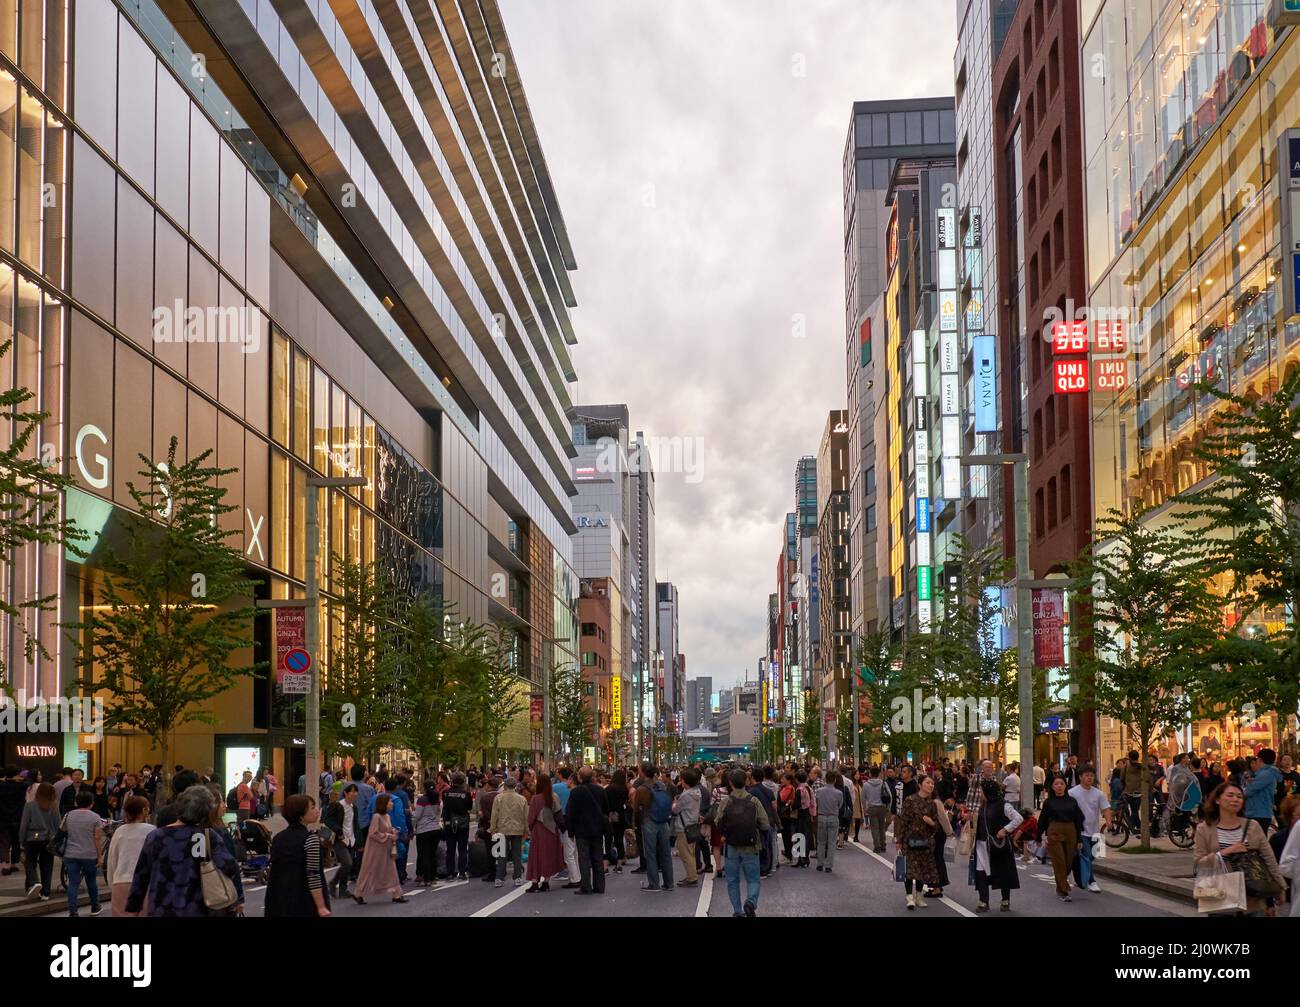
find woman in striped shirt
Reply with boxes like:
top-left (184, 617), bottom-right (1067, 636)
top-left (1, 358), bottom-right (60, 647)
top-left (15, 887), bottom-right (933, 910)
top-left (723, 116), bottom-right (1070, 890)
top-left (1193, 782), bottom-right (1284, 916)
top-left (265, 794), bottom-right (331, 917)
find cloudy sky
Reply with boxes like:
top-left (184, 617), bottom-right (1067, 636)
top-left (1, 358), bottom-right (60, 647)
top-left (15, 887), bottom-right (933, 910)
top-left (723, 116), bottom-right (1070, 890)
top-left (501, 0), bottom-right (958, 690)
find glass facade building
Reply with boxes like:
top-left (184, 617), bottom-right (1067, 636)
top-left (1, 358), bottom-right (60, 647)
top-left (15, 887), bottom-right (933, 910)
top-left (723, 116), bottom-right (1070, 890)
top-left (1082, 0), bottom-right (1300, 762)
top-left (0, 0), bottom-right (582, 777)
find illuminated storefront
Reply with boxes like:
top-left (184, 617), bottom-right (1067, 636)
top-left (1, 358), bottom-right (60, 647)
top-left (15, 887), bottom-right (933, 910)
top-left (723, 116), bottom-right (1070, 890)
top-left (1083, 0), bottom-right (1300, 757)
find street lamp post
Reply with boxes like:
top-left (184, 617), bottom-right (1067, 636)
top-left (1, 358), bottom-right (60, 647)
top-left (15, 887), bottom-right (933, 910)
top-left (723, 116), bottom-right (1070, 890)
top-left (962, 453), bottom-right (1034, 813)
top-left (304, 475), bottom-right (367, 801)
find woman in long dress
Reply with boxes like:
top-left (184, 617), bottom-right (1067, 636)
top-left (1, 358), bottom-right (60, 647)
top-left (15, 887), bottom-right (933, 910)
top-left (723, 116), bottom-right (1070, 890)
top-left (525, 775), bottom-right (564, 892)
top-left (897, 775), bottom-right (940, 910)
top-left (352, 794), bottom-right (408, 905)
top-left (970, 778), bottom-right (1022, 912)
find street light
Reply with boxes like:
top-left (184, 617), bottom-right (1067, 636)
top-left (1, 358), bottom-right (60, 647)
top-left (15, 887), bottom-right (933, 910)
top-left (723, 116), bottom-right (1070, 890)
top-left (961, 453), bottom-right (1034, 813)
top-left (303, 475), bottom-right (367, 800)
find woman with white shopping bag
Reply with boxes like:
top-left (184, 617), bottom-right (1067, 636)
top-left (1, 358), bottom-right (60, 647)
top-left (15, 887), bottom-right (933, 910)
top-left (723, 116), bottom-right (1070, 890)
top-left (1278, 813), bottom-right (1300, 917)
top-left (1193, 782), bottom-right (1285, 917)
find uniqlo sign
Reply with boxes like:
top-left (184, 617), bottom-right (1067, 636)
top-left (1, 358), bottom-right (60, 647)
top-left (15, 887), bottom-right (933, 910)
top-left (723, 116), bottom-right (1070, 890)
top-left (1094, 358), bottom-right (1129, 392)
top-left (1053, 359), bottom-right (1089, 394)
top-left (1051, 320), bottom-right (1088, 354)
top-left (1093, 318), bottom-right (1127, 353)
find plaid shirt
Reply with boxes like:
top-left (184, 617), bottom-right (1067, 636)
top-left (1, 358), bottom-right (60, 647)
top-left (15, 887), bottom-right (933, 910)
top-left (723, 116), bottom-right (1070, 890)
top-left (964, 771), bottom-right (986, 817)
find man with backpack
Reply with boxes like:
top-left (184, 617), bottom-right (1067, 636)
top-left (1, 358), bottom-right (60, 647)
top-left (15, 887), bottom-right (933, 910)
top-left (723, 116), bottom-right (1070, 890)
top-left (635, 764), bottom-right (675, 892)
top-left (715, 769), bottom-right (769, 917)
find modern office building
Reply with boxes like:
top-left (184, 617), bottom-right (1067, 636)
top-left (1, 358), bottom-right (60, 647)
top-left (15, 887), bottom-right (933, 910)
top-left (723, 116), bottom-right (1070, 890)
top-left (881, 155), bottom-right (958, 636)
top-left (1080, 0), bottom-right (1300, 769)
top-left (843, 98), bottom-right (956, 657)
top-left (685, 675), bottom-right (713, 733)
top-left (0, 0), bottom-right (586, 780)
top-left (578, 577), bottom-right (615, 759)
top-left (631, 430), bottom-right (657, 757)
top-left (655, 580), bottom-right (682, 734)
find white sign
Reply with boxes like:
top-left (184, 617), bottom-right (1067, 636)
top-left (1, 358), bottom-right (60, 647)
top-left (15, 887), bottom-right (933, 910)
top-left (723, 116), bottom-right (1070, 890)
top-left (941, 373), bottom-right (959, 416)
top-left (941, 330), bottom-right (959, 374)
top-left (281, 673), bottom-right (310, 695)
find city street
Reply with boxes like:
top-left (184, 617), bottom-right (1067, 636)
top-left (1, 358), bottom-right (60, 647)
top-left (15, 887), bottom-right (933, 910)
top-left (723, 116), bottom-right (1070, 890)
top-left (45, 839), bottom-right (1193, 920)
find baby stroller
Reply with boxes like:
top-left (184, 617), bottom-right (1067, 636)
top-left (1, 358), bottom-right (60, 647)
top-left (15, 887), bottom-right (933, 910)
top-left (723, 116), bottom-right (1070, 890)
top-left (229, 819), bottom-right (272, 885)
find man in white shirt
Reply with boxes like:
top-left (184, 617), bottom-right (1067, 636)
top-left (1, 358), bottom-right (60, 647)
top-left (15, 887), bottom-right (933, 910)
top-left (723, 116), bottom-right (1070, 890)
top-left (1068, 766), bottom-right (1112, 893)
top-left (1003, 763), bottom-right (1022, 808)
top-left (1032, 763), bottom-right (1046, 808)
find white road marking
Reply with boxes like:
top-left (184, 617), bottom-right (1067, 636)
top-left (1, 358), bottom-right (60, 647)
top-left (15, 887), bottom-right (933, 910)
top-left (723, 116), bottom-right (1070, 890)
top-left (694, 872), bottom-right (715, 917)
top-left (469, 883), bottom-right (529, 918)
top-left (847, 840), bottom-right (977, 917)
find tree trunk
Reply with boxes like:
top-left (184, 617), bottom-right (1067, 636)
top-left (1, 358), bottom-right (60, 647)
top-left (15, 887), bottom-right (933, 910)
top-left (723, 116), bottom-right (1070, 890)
top-left (160, 733), bottom-right (173, 803)
top-left (1139, 766), bottom-right (1152, 848)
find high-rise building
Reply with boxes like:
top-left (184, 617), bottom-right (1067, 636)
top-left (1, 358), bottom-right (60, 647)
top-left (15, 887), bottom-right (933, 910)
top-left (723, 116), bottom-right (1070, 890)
top-left (881, 155), bottom-right (958, 637)
top-left (0, 0), bottom-right (586, 779)
top-left (686, 676), bottom-right (713, 732)
top-left (816, 411), bottom-right (852, 724)
top-left (1080, 0), bottom-right (1298, 770)
top-left (991, 0), bottom-right (1094, 761)
top-left (844, 99), bottom-right (957, 656)
top-left (655, 581), bottom-right (682, 735)
top-left (632, 431), bottom-right (657, 757)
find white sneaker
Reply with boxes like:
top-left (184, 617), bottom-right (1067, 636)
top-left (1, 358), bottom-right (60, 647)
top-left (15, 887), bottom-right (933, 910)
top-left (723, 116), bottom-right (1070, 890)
top-left (26, 883), bottom-right (41, 900)
top-left (494, 879), bottom-right (504, 888)
top-left (513, 878), bottom-right (524, 887)
top-left (905, 893), bottom-right (916, 910)
top-left (914, 893), bottom-right (928, 908)
top-left (1088, 881), bottom-right (1101, 893)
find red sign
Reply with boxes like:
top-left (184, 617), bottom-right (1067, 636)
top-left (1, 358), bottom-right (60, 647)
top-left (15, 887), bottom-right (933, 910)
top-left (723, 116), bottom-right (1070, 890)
top-left (1053, 359), bottom-right (1089, 394)
top-left (1032, 588), bottom-right (1065, 668)
top-left (1051, 321), bottom-right (1089, 354)
top-left (1094, 358), bottom-right (1130, 392)
top-left (274, 608), bottom-right (306, 685)
top-left (529, 694), bottom-right (544, 727)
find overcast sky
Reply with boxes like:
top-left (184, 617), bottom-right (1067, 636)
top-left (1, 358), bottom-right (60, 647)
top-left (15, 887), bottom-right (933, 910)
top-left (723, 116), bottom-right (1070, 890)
top-left (501, 0), bottom-right (958, 691)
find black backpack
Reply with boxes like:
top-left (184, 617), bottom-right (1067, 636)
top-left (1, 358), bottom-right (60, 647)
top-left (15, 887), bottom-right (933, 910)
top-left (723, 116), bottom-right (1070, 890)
top-left (226, 787), bottom-right (239, 812)
top-left (719, 793), bottom-right (759, 846)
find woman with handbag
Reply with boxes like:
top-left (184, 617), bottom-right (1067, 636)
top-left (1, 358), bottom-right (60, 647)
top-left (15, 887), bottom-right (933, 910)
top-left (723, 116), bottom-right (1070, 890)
top-left (18, 783), bottom-right (60, 900)
top-left (124, 785), bottom-right (243, 917)
top-left (265, 794), bottom-right (331, 916)
top-left (671, 768), bottom-right (702, 886)
top-left (970, 778), bottom-right (1022, 913)
top-left (351, 794), bottom-right (407, 905)
top-left (1193, 782), bottom-right (1284, 916)
top-left (896, 775), bottom-right (940, 909)
top-left (525, 774), bottom-right (565, 892)
top-left (926, 787), bottom-right (954, 899)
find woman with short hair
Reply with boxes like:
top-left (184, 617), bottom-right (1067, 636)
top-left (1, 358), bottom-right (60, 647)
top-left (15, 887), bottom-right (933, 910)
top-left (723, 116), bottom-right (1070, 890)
top-left (106, 796), bottom-right (155, 916)
top-left (125, 785), bottom-right (243, 917)
top-left (265, 794), bottom-right (331, 917)
top-left (1194, 782), bottom-right (1283, 917)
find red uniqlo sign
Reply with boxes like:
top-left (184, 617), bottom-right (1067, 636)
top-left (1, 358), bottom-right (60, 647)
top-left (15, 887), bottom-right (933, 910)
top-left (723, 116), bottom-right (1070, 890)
top-left (1053, 359), bottom-right (1089, 394)
top-left (1093, 318), bottom-right (1127, 353)
top-left (1051, 321), bottom-right (1089, 354)
top-left (1094, 358), bottom-right (1129, 392)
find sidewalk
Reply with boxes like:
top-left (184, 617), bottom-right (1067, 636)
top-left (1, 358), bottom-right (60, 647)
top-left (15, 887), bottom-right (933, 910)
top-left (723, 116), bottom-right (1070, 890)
top-left (1090, 836), bottom-right (1197, 903)
top-left (0, 813), bottom-right (289, 918)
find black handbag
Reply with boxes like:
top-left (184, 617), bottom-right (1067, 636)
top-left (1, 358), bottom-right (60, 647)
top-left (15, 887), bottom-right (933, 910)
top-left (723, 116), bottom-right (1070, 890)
top-left (907, 836), bottom-right (931, 850)
top-left (48, 814), bottom-right (69, 858)
top-left (1226, 849), bottom-right (1283, 897)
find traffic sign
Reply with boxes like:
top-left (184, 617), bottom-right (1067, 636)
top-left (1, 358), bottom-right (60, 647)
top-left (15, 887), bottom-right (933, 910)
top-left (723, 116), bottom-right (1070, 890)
top-left (284, 648), bottom-right (312, 674)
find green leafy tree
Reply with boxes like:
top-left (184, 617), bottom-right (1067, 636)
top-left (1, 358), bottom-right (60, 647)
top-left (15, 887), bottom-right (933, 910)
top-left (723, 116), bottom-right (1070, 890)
top-left (798, 690), bottom-right (822, 761)
top-left (1182, 367), bottom-right (1300, 724)
top-left (549, 661), bottom-right (590, 762)
top-left (320, 556), bottom-right (403, 765)
top-left (389, 594), bottom-right (462, 774)
top-left (1069, 506), bottom-right (1222, 847)
top-left (474, 623), bottom-right (528, 768)
top-left (0, 339), bottom-right (83, 686)
top-left (69, 439), bottom-right (261, 797)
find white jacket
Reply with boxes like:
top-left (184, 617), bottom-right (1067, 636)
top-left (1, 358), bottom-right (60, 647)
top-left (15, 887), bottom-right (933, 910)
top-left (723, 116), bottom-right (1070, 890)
top-left (1278, 824), bottom-right (1300, 917)
top-left (106, 822), bottom-right (156, 886)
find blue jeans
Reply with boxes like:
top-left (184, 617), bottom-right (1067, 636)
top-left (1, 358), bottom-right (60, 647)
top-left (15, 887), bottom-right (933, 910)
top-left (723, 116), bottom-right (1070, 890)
top-left (66, 858), bottom-right (99, 914)
top-left (641, 820), bottom-right (674, 889)
top-left (1075, 833), bottom-right (1095, 887)
top-left (724, 846), bottom-right (760, 915)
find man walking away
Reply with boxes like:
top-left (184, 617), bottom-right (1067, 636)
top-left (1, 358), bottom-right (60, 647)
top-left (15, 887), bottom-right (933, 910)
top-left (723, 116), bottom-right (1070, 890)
top-left (638, 765), bottom-right (675, 892)
top-left (554, 767), bottom-right (581, 886)
top-left (746, 766), bottom-right (776, 877)
top-left (716, 769), bottom-right (768, 917)
top-left (488, 778), bottom-right (529, 888)
top-left (862, 767), bottom-right (889, 853)
top-left (565, 767), bottom-right (608, 894)
top-left (815, 771), bottom-right (844, 872)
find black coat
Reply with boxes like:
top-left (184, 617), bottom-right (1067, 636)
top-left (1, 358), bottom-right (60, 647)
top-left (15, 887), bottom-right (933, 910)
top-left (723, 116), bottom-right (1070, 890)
top-left (565, 782), bottom-right (608, 838)
top-left (265, 824), bottom-right (329, 917)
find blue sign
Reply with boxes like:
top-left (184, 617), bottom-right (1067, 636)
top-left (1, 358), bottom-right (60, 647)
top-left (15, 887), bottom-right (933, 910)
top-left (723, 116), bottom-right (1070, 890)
top-left (973, 335), bottom-right (997, 433)
top-left (1289, 136), bottom-right (1300, 180)
top-left (1292, 253), bottom-right (1300, 316)
top-left (916, 497), bottom-right (930, 533)
top-left (285, 648), bottom-right (312, 673)
top-left (1038, 715), bottom-right (1061, 733)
